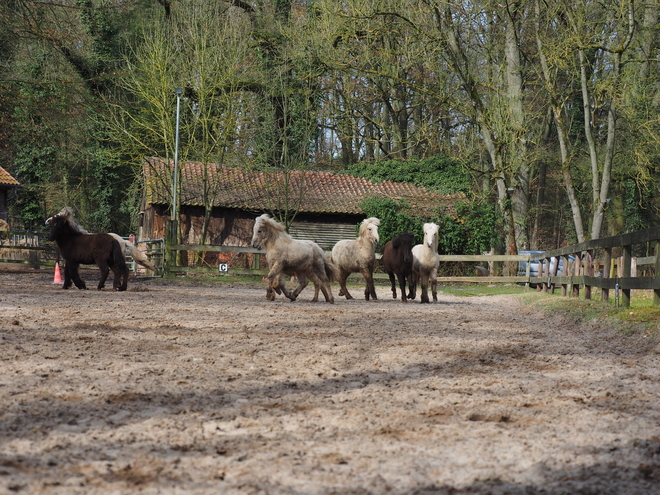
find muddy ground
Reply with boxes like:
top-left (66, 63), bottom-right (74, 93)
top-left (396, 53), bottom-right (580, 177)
top-left (1, 270), bottom-right (660, 495)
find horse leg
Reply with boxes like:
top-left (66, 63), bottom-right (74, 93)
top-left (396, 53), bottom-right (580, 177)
top-left (420, 273), bottom-right (430, 304)
top-left (97, 261), bottom-right (110, 290)
top-left (409, 271), bottom-right (419, 300)
top-left (111, 264), bottom-right (127, 291)
top-left (69, 263), bottom-right (87, 290)
top-left (431, 268), bottom-right (438, 302)
top-left (407, 273), bottom-right (416, 301)
top-left (397, 273), bottom-right (408, 303)
top-left (62, 263), bottom-right (73, 289)
top-left (338, 271), bottom-right (353, 299)
top-left (268, 277), bottom-right (280, 301)
top-left (266, 267), bottom-right (285, 301)
top-left (361, 269), bottom-right (376, 301)
top-left (309, 272), bottom-right (333, 303)
top-left (287, 275), bottom-right (308, 301)
top-left (318, 281), bottom-right (334, 303)
top-left (388, 272), bottom-right (397, 299)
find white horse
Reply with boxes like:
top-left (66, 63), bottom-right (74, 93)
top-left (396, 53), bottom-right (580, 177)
top-left (330, 217), bottom-right (380, 300)
top-left (251, 214), bottom-right (338, 303)
top-left (47, 208), bottom-right (156, 272)
top-left (411, 222), bottom-right (439, 303)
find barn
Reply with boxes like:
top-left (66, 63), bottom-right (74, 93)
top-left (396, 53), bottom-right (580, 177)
top-left (139, 157), bottom-right (462, 254)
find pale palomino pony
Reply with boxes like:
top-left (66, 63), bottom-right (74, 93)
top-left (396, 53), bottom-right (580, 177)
top-left (411, 222), bottom-right (440, 303)
top-left (251, 214), bottom-right (338, 303)
top-left (331, 217), bottom-right (380, 300)
top-left (47, 208), bottom-right (156, 272)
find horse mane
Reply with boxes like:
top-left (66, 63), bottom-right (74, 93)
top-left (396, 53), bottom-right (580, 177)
top-left (256, 214), bottom-right (291, 239)
top-left (392, 232), bottom-right (414, 249)
top-left (57, 207), bottom-right (89, 234)
top-left (359, 217), bottom-right (380, 236)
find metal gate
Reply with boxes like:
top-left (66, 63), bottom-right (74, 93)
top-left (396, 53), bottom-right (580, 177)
top-left (133, 238), bottom-right (165, 277)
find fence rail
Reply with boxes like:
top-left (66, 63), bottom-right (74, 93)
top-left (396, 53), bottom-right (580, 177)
top-left (3, 224), bottom-right (659, 307)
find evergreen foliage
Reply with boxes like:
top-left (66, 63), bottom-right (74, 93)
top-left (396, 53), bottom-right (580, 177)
top-left (360, 196), bottom-right (499, 255)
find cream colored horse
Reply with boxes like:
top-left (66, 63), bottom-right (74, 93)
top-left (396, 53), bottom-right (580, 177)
top-left (411, 222), bottom-right (440, 303)
top-left (251, 214), bottom-right (337, 303)
top-left (330, 217), bottom-right (380, 300)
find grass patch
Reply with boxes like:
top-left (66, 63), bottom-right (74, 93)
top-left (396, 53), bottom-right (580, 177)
top-left (437, 283), bottom-right (529, 297)
top-left (520, 288), bottom-right (660, 335)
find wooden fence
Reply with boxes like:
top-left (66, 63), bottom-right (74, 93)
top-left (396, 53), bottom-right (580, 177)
top-left (3, 224), bottom-right (659, 307)
top-left (165, 225), bottom-right (660, 308)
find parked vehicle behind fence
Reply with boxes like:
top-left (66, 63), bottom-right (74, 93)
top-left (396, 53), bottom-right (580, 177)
top-left (517, 250), bottom-right (577, 287)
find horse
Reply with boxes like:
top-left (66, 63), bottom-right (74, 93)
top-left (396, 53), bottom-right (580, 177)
top-left (251, 214), bottom-right (338, 303)
top-left (45, 209), bottom-right (129, 291)
top-left (381, 232), bottom-right (415, 303)
top-left (331, 217), bottom-right (380, 301)
top-left (411, 222), bottom-right (440, 303)
top-left (48, 208), bottom-right (156, 272)
top-left (108, 233), bottom-right (157, 272)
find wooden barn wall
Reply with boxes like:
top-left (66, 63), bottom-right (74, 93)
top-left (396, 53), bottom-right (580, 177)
top-left (0, 188), bottom-right (9, 223)
top-left (139, 203), bottom-right (364, 256)
top-left (140, 204), bottom-right (255, 247)
top-left (289, 221), bottom-right (358, 251)
top-left (179, 206), bottom-right (255, 247)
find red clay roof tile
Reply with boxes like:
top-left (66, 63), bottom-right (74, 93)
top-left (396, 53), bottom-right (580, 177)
top-left (0, 166), bottom-right (19, 187)
top-left (143, 157), bottom-right (462, 217)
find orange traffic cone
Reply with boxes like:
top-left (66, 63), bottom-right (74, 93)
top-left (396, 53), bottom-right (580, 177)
top-left (53, 262), bottom-right (63, 284)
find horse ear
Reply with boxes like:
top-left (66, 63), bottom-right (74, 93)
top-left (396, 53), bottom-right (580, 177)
top-left (392, 236), bottom-right (401, 248)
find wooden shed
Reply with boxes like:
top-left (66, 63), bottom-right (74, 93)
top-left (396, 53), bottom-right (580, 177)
top-left (0, 165), bottom-right (19, 228)
top-left (139, 157), bottom-right (462, 254)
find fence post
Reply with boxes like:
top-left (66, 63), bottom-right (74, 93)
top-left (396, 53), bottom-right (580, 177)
top-left (622, 245), bottom-right (632, 307)
top-left (654, 241), bottom-right (660, 307)
top-left (571, 252), bottom-right (582, 297)
top-left (585, 250), bottom-right (594, 300)
top-left (165, 220), bottom-right (178, 276)
top-left (602, 247), bottom-right (611, 302)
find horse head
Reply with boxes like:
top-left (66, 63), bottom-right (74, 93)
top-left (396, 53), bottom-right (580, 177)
top-left (359, 217), bottom-right (380, 247)
top-left (423, 223), bottom-right (439, 250)
top-left (251, 214), bottom-right (285, 249)
top-left (46, 207), bottom-right (88, 235)
top-left (46, 207), bottom-right (88, 241)
top-left (393, 232), bottom-right (414, 264)
top-left (45, 213), bottom-right (69, 241)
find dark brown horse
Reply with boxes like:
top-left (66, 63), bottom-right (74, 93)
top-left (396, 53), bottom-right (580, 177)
top-left (381, 232), bottom-right (415, 303)
top-left (46, 209), bottom-right (128, 291)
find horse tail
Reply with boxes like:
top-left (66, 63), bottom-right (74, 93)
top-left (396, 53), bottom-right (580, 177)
top-left (324, 257), bottom-right (340, 283)
top-left (126, 241), bottom-right (156, 271)
top-left (111, 238), bottom-right (129, 289)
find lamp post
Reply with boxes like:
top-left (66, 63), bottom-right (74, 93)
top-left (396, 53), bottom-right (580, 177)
top-left (172, 87), bottom-right (182, 221)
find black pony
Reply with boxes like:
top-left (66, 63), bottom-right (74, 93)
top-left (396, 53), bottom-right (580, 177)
top-left (381, 232), bottom-right (415, 303)
top-left (46, 209), bottom-right (128, 291)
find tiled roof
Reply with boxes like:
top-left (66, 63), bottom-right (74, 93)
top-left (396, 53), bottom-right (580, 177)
top-left (0, 166), bottom-right (19, 187)
top-left (143, 157), bottom-right (463, 216)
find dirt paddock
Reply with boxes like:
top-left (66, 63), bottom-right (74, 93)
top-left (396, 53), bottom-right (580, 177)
top-left (1, 270), bottom-right (660, 495)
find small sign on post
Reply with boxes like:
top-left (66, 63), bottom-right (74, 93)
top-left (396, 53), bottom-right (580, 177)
top-left (218, 263), bottom-right (228, 273)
